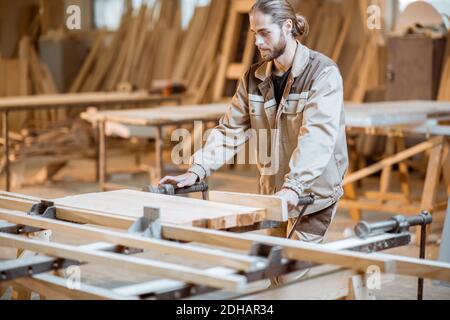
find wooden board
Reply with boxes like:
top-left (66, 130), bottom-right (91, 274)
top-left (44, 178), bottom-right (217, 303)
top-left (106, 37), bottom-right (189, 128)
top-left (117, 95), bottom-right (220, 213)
top-left (162, 223), bottom-right (450, 282)
top-left (214, 0), bottom-right (255, 102)
top-left (80, 103), bottom-right (228, 126)
top-left (345, 100), bottom-right (450, 127)
top-left (53, 189), bottom-right (265, 229)
top-left (438, 30), bottom-right (450, 101)
top-left (0, 92), bottom-right (181, 111)
top-left (209, 191), bottom-right (288, 222)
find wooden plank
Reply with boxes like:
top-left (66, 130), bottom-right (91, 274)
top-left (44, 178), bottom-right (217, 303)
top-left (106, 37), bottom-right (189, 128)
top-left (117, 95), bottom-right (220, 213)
top-left (239, 267), bottom-right (354, 300)
top-left (396, 136), bottom-right (412, 204)
top-left (214, 0), bottom-right (254, 101)
top-left (420, 141), bottom-right (444, 212)
top-left (442, 141), bottom-right (450, 198)
top-left (0, 92), bottom-right (180, 110)
top-left (331, 1), bottom-right (353, 62)
top-left (69, 30), bottom-right (106, 93)
top-left (378, 136), bottom-right (395, 203)
top-left (53, 189), bottom-right (265, 229)
top-left (0, 194), bottom-right (136, 229)
top-left (11, 273), bottom-right (133, 300)
top-left (209, 191), bottom-right (288, 221)
top-left (437, 30), bottom-right (450, 101)
top-left (161, 224), bottom-right (450, 282)
top-left (80, 103), bottom-right (228, 127)
top-left (344, 143), bottom-right (361, 221)
top-left (113, 266), bottom-right (235, 297)
top-left (161, 224), bottom-right (395, 274)
top-left (0, 209), bottom-right (261, 271)
top-left (338, 199), bottom-right (421, 216)
top-left (344, 136), bottom-right (443, 185)
top-left (344, 101), bottom-right (450, 128)
top-left (0, 232), bottom-right (247, 291)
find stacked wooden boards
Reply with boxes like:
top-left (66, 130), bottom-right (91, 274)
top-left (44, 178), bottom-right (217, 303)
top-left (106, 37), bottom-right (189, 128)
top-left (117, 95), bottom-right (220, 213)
top-left (0, 57), bottom-right (29, 133)
top-left (53, 189), bottom-right (266, 229)
top-left (213, 0), bottom-right (256, 102)
top-left (0, 36), bottom-right (60, 133)
top-left (70, 0), bottom-right (229, 105)
top-left (69, 1), bottom-right (181, 93)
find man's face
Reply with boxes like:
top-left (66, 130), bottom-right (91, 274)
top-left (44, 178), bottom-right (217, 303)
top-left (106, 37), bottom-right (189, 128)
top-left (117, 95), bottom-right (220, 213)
top-left (250, 11), bottom-right (287, 61)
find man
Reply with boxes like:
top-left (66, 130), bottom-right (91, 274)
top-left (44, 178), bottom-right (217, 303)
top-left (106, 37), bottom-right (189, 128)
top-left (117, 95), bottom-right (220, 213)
top-left (161, 0), bottom-right (348, 247)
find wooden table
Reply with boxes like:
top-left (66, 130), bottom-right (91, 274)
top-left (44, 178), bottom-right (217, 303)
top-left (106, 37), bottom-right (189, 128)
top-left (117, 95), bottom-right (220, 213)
top-left (342, 101), bottom-right (450, 231)
top-left (345, 100), bottom-right (450, 128)
top-left (0, 92), bottom-right (182, 191)
top-left (80, 103), bottom-right (228, 190)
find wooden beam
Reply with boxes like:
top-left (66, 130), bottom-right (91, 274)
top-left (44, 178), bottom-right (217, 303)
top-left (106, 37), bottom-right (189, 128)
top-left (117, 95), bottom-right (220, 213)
top-left (0, 92), bottom-right (181, 111)
top-left (338, 199), bottom-right (421, 215)
top-left (238, 267), bottom-right (354, 300)
top-left (11, 273), bottom-right (133, 300)
top-left (420, 142), bottom-right (444, 212)
top-left (0, 194), bottom-right (136, 229)
top-left (161, 224), bottom-right (450, 281)
top-left (161, 224), bottom-right (395, 273)
top-left (344, 136), bottom-right (443, 185)
top-left (0, 232), bottom-right (247, 291)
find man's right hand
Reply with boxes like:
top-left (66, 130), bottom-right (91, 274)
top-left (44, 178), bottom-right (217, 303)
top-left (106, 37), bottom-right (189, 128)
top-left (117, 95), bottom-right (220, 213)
top-left (159, 172), bottom-right (199, 189)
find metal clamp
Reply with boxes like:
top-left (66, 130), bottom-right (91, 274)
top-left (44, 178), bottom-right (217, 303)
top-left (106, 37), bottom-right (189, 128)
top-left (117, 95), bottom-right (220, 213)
top-left (143, 181), bottom-right (208, 200)
top-left (28, 200), bottom-right (56, 219)
top-left (128, 207), bottom-right (162, 239)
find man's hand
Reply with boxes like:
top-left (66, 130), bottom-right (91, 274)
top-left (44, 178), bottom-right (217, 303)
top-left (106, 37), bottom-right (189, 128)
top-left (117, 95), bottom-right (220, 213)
top-left (276, 188), bottom-right (300, 212)
top-left (159, 172), bottom-right (199, 189)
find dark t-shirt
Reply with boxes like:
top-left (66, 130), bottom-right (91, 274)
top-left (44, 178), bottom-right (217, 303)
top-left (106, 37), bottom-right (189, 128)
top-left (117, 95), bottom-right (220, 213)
top-left (272, 68), bottom-right (291, 106)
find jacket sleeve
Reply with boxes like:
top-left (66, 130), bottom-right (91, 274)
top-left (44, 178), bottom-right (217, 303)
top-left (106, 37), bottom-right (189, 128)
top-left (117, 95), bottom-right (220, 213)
top-left (283, 66), bottom-right (344, 196)
top-left (188, 71), bottom-right (251, 180)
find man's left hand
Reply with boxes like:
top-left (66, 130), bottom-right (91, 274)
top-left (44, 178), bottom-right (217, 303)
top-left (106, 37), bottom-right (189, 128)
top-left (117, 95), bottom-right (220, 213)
top-left (276, 188), bottom-right (299, 212)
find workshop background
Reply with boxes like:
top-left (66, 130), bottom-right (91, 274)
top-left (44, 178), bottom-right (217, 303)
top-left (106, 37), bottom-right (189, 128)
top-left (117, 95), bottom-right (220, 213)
top-left (0, 0), bottom-right (450, 300)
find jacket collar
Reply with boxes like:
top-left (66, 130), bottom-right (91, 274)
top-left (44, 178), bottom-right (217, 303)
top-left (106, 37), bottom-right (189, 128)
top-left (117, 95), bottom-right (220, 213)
top-left (255, 40), bottom-right (310, 81)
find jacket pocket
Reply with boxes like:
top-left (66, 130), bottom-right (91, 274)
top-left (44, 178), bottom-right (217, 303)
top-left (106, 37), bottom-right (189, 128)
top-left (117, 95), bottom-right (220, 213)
top-left (282, 93), bottom-right (307, 141)
top-left (283, 93), bottom-right (307, 114)
top-left (249, 98), bottom-right (266, 130)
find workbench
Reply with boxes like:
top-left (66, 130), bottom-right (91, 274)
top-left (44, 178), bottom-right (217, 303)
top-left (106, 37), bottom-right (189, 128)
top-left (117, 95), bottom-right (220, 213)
top-left (0, 92), bottom-right (182, 191)
top-left (80, 103), bottom-right (228, 190)
top-left (342, 101), bottom-right (450, 229)
top-left (0, 190), bottom-right (449, 300)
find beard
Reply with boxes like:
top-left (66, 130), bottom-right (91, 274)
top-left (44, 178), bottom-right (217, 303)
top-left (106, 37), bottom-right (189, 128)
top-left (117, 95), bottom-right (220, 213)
top-left (260, 33), bottom-right (287, 62)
